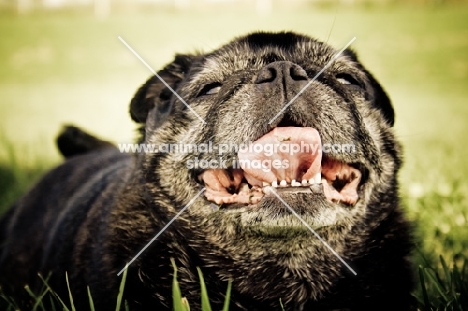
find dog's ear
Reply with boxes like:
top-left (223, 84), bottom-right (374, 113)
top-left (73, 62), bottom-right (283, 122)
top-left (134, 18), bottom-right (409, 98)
top-left (130, 54), bottom-right (195, 126)
top-left (344, 49), bottom-right (395, 127)
top-left (363, 70), bottom-right (395, 127)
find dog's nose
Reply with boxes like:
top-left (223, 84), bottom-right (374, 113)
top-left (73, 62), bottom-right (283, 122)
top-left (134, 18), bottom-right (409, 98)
top-left (254, 61), bottom-right (308, 85)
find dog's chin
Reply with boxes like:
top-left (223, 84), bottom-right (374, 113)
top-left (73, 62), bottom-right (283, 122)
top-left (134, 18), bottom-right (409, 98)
top-left (213, 198), bottom-right (357, 237)
top-left (194, 180), bottom-right (366, 240)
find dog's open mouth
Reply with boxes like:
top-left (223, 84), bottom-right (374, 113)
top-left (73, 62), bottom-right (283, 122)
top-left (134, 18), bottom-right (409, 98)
top-left (198, 127), bottom-right (363, 207)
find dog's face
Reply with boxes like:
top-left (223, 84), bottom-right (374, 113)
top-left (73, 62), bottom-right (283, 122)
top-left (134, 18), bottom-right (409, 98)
top-left (130, 32), bottom-right (401, 305)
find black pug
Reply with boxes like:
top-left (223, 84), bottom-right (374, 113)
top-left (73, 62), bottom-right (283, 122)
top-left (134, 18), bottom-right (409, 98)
top-left (0, 31), bottom-right (414, 310)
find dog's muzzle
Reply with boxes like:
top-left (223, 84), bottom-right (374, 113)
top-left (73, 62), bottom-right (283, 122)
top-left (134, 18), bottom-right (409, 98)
top-left (199, 127), bottom-right (362, 207)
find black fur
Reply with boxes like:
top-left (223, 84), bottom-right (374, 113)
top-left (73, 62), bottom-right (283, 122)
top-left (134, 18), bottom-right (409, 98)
top-left (56, 125), bottom-right (116, 158)
top-left (0, 32), bottom-right (414, 311)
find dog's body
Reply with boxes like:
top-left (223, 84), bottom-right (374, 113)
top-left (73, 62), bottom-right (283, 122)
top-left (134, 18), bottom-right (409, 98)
top-left (0, 32), bottom-right (413, 310)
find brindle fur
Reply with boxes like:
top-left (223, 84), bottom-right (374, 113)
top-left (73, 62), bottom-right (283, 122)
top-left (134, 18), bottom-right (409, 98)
top-left (0, 32), bottom-right (413, 310)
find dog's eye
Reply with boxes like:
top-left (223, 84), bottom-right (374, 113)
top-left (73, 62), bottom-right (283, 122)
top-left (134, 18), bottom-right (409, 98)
top-left (336, 74), bottom-right (360, 87)
top-left (198, 83), bottom-right (222, 96)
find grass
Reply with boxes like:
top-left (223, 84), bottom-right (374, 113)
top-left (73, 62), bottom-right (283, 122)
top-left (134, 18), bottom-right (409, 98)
top-left (2, 256), bottom-right (466, 310)
top-left (1, 261), bottom-right (234, 311)
top-left (171, 259), bottom-right (233, 311)
top-left (0, 268), bottom-right (130, 311)
top-left (0, 137), bottom-right (51, 213)
top-left (417, 256), bottom-right (468, 310)
top-left (0, 1), bottom-right (467, 310)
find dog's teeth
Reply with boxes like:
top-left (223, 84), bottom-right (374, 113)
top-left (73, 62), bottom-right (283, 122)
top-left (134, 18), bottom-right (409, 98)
top-left (291, 180), bottom-right (301, 187)
top-left (301, 179), bottom-right (308, 186)
top-left (262, 182), bottom-right (270, 187)
top-left (280, 180), bottom-right (287, 187)
top-left (314, 172), bottom-right (321, 183)
top-left (272, 181), bottom-right (278, 187)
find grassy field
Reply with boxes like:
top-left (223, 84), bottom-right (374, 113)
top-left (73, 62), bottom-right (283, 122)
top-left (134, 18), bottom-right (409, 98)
top-left (0, 2), bottom-right (468, 309)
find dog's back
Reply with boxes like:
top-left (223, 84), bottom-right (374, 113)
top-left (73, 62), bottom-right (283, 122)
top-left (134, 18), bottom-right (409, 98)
top-left (0, 127), bottom-right (131, 307)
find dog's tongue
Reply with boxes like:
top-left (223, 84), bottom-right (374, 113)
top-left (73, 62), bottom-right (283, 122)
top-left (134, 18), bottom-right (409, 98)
top-left (200, 127), bottom-right (361, 206)
top-left (238, 127), bottom-right (321, 186)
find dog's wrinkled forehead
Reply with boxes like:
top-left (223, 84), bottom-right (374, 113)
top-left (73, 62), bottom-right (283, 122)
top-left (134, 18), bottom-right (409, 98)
top-left (192, 32), bottom-right (359, 83)
top-left (129, 31), bottom-right (395, 127)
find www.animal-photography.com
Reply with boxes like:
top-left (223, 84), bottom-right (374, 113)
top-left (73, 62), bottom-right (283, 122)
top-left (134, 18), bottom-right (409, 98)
top-left (0, 1), bottom-right (467, 310)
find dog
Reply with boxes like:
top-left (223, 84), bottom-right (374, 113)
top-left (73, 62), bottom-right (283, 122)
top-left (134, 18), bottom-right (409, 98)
top-left (0, 31), bottom-right (414, 310)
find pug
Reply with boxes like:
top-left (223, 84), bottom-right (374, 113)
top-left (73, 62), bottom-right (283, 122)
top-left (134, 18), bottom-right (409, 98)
top-left (0, 31), bottom-right (414, 311)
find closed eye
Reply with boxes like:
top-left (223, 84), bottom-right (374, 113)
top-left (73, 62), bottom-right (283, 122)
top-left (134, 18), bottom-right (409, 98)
top-left (336, 73), bottom-right (361, 87)
top-left (197, 82), bottom-right (222, 97)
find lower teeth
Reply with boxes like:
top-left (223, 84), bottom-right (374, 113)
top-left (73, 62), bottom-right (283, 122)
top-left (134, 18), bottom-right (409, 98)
top-left (261, 173), bottom-right (323, 189)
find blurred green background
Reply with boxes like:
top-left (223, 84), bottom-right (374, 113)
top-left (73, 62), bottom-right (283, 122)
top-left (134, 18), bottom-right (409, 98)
top-left (0, 0), bottom-right (467, 307)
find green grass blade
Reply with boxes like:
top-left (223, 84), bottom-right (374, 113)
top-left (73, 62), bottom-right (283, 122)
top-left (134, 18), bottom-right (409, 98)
top-left (418, 266), bottom-right (431, 309)
top-left (87, 286), bottom-right (95, 311)
top-left (221, 281), bottom-right (232, 311)
top-left (171, 258), bottom-right (186, 311)
top-left (24, 285), bottom-right (38, 300)
top-left (181, 297), bottom-right (190, 311)
top-left (450, 259), bottom-right (461, 307)
top-left (440, 255), bottom-right (452, 290)
top-left (32, 286), bottom-right (50, 311)
top-left (25, 284), bottom-right (49, 311)
top-left (0, 292), bottom-right (19, 310)
top-left (196, 267), bottom-right (212, 311)
top-left (65, 272), bottom-right (76, 311)
top-left (424, 268), bottom-right (449, 302)
top-left (462, 258), bottom-right (468, 277)
top-left (452, 258), bottom-right (468, 310)
top-left (279, 298), bottom-right (285, 311)
top-left (115, 265), bottom-right (128, 311)
top-left (49, 295), bottom-right (57, 311)
top-left (38, 273), bottom-right (70, 311)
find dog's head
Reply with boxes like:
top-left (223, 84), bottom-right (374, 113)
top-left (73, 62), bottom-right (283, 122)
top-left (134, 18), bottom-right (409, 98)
top-left (130, 31), bottom-right (401, 305)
